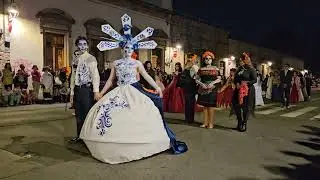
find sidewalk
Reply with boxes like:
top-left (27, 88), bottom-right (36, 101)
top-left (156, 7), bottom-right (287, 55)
top-left (0, 103), bottom-right (73, 127)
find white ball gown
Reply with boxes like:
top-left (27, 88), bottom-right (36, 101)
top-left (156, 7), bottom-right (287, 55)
top-left (254, 76), bottom-right (265, 106)
top-left (80, 59), bottom-right (188, 164)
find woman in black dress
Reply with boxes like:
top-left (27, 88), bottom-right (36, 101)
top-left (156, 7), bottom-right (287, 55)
top-left (196, 51), bottom-right (221, 129)
top-left (140, 61), bottom-right (156, 90)
top-left (232, 52), bottom-right (257, 132)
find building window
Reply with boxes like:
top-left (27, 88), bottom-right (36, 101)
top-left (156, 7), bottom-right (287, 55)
top-left (44, 33), bottom-right (65, 70)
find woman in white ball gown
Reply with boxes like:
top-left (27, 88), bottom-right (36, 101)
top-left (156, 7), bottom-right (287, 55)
top-left (254, 71), bottom-right (264, 106)
top-left (79, 14), bottom-right (188, 164)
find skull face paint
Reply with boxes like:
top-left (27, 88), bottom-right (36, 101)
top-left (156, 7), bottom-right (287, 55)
top-left (123, 43), bottom-right (134, 58)
top-left (204, 55), bottom-right (213, 65)
top-left (77, 40), bottom-right (88, 54)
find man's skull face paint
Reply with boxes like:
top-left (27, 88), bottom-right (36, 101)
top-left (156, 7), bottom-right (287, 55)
top-left (123, 43), bottom-right (134, 58)
top-left (204, 55), bottom-right (213, 65)
top-left (77, 40), bottom-right (88, 53)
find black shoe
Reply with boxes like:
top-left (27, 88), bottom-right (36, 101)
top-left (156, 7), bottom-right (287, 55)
top-left (69, 137), bottom-right (80, 143)
top-left (239, 122), bottom-right (247, 132)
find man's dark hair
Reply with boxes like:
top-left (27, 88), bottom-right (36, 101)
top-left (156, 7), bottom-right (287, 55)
top-left (75, 36), bottom-right (88, 46)
top-left (284, 63), bottom-right (290, 67)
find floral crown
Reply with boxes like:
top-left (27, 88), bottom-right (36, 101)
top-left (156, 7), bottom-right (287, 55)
top-left (202, 51), bottom-right (215, 60)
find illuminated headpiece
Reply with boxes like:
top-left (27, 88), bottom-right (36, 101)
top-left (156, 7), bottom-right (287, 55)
top-left (97, 14), bottom-right (157, 51)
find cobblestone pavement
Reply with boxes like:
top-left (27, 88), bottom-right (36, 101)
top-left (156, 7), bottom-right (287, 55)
top-left (0, 94), bottom-right (319, 180)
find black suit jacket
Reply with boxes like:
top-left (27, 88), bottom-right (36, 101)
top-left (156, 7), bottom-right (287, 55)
top-left (280, 70), bottom-right (293, 87)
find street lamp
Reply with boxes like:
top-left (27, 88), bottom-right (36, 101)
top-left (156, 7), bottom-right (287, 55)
top-left (267, 61), bottom-right (272, 67)
top-left (8, 1), bottom-right (19, 19)
top-left (176, 44), bottom-right (182, 49)
top-left (230, 56), bottom-right (235, 61)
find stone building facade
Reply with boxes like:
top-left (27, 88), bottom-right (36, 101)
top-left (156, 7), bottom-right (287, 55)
top-left (0, 0), bottom-right (304, 76)
top-left (229, 39), bottom-right (304, 77)
top-left (169, 14), bottom-right (229, 74)
top-left (0, 0), bottom-right (172, 72)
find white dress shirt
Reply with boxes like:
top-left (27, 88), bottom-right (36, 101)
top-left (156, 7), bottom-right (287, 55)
top-left (190, 64), bottom-right (199, 78)
top-left (70, 52), bottom-right (100, 95)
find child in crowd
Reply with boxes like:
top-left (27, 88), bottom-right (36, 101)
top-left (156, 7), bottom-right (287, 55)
top-left (12, 84), bottom-right (22, 105)
top-left (2, 86), bottom-right (12, 106)
top-left (2, 85), bottom-right (21, 106)
top-left (41, 67), bottom-right (53, 103)
top-left (21, 89), bottom-right (32, 105)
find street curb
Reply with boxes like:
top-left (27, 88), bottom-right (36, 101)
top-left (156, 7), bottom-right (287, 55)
top-left (0, 103), bottom-right (68, 113)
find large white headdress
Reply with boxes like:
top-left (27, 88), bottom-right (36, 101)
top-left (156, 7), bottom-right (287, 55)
top-left (97, 14), bottom-right (157, 52)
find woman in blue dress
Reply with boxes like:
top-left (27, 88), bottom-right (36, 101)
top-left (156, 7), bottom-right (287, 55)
top-left (80, 14), bottom-right (187, 164)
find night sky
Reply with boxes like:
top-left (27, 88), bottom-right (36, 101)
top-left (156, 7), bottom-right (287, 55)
top-left (173, 0), bottom-right (320, 72)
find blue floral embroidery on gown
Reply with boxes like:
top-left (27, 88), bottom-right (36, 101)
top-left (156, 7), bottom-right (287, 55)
top-left (114, 59), bottom-right (138, 86)
top-left (96, 96), bottom-right (129, 136)
top-left (95, 59), bottom-right (137, 136)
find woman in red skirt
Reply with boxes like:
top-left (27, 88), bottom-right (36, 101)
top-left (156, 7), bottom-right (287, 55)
top-left (290, 71), bottom-right (304, 103)
top-left (163, 62), bottom-right (185, 113)
top-left (217, 68), bottom-right (236, 108)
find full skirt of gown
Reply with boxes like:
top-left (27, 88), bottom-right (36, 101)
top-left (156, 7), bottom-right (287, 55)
top-left (163, 76), bottom-right (184, 113)
top-left (254, 84), bottom-right (264, 106)
top-left (163, 76), bottom-right (203, 112)
top-left (80, 82), bottom-right (187, 164)
top-left (290, 83), bottom-right (299, 103)
top-left (271, 85), bottom-right (281, 102)
top-left (218, 86), bottom-right (233, 108)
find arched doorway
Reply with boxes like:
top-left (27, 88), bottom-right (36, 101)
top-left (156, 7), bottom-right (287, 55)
top-left (151, 29), bottom-right (168, 70)
top-left (36, 8), bottom-right (75, 72)
top-left (84, 18), bottom-right (112, 72)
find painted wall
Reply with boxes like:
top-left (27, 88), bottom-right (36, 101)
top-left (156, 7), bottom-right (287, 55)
top-left (219, 58), bottom-right (236, 77)
top-left (164, 46), bottom-right (184, 73)
top-left (10, 0), bottom-right (170, 70)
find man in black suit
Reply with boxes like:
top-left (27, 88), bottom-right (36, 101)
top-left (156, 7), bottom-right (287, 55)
top-left (178, 54), bottom-right (198, 124)
top-left (279, 64), bottom-right (293, 108)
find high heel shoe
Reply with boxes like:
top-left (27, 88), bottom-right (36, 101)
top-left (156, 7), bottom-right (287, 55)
top-left (200, 124), bottom-right (207, 128)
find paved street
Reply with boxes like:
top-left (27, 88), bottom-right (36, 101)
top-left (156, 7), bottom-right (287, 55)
top-left (0, 94), bottom-right (320, 180)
